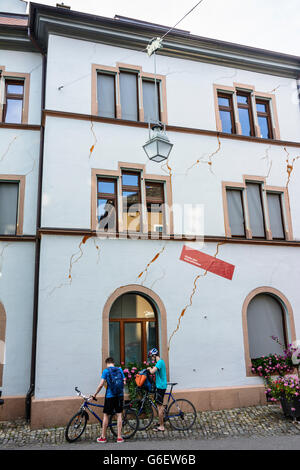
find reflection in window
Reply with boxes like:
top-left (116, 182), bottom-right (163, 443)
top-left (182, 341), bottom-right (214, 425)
top-left (122, 171), bottom-right (141, 232)
top-left (256, 99), bottom-right (273, 139)
top-left (146, 181), bottom-right (164, 233)
top-left (97, 178), bottom-right (117, 232)
top-left (109, 293), bottom-right (157, 364)
top-left (237, 92), bottom-right (254, 137)
top-left (217, 93), bottom-right (235, 134)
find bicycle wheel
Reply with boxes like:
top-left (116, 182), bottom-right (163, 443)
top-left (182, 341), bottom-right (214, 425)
top-left (65, 410), bottom-right (88, 442)
top-left (134, 398), bottom-right (154, 430)
top-left (167, 399), bottom-right (197, 431)
top-left (109, 408), bottom-right (138, 439)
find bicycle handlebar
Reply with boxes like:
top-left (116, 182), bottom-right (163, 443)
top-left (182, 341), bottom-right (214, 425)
top-left (74, 386), bottom-right (95, 401)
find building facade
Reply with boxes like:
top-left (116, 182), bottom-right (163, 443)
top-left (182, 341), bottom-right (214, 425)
top-left (0, 1), bottom-right (300, 428)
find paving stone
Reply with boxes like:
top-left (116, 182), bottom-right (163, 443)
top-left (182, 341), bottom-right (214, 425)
top-left (1, 404), bottom-right (300, 447)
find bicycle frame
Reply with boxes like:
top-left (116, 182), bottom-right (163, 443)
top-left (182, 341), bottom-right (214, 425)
top-left (81, 399), bottom-right (105, 425)
top-left (137, 385), bottom-right (177, 415)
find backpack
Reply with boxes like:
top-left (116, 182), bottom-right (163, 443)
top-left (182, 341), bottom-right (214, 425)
top-left (135, 369), bottom-right (155, 392)
top-left (106, 367), bottom-right (124, 397)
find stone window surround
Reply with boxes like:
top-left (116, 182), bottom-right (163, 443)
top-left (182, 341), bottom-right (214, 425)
top-left (91, 62), bottom-right (168, 124)
top-left (213, 83), bottom-right (280, 140)
top-left (242, 286), bottom-right (296, 377)
top-left (91, 162), bottom-right (173, 236)
top-left (0, 66), bottom-right (30, 124)
top-left (222, 175), bottom-right (293, 241)
top-left (0, 174), bottom-right (26, 236)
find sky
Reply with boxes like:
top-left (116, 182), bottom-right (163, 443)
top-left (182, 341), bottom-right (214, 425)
top-left (28, 0), bottom-right (300, 56)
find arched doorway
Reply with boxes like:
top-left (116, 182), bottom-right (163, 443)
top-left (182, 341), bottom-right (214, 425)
top-left (102, 284), bottom-right (169, 376)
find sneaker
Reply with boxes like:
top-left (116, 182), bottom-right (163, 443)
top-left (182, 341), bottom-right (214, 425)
top-left (97, 437), bottom-right (107, 443)
top-left (117, 437), bottom-right (124, 443)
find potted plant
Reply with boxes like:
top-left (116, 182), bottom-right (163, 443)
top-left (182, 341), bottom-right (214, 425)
top-left (266, 376), bottom-right (300, 420)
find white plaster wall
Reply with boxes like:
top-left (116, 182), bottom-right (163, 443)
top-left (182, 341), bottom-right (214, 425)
top-left (0, 0), bottom-right (27, 14)
top-left (34, 236), bottom-right (300, 399)
top-left (0, 241), bottom-right (35, 395)
top-left (41, 116), bottom-right (300, 239)
top-left (0, 128), bottom-right (40, 234)
top-left (46, 34), bottom-right (300, 142)
top-left (0, 49), bottom-right (42, 125)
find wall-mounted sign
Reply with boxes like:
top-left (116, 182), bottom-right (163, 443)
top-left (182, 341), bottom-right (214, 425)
top-left (180, 245), bottom-right (235, 280)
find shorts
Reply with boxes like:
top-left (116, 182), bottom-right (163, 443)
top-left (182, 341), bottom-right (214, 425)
top-left (155, 388), bottom-right (166, 406)
top-left (103, 396), bottom-right (124, 415)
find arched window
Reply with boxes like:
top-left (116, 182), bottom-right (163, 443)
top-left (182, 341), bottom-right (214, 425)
top-left (247, 293), bottom-right (287, 359)
top-left (109, 293), bottom-right (158, 364)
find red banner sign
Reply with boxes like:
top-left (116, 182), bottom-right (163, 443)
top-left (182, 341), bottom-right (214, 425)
top-left (180, 245), bottom-right (235, 280)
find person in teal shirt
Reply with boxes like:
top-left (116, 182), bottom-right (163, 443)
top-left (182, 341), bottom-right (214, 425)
top-left (147, 348), bottom-right (167, 432)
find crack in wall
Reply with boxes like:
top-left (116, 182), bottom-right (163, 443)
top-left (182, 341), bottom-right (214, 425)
top-left (186, 135), bottom-right (221, 175)
top-left (150, 266), bottom-right (166, 290)
top-left (89, 120), bottom-right (97, 158)
top-left (0, 136), bottom-right (19, 163)
top-left (284, 147), bottom-right (300, 188)
top-left (260, 145), bottom-right (272, 179)
top-left (137, 244), bottom-right (166, 286)
top-left (167, 241), bottom-right (226, 351)
top-left (48, 235), bottom-right (99, 296)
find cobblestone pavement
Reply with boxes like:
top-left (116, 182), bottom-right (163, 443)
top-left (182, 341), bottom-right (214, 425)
top-left (1, 404), bottom-right (300, 448)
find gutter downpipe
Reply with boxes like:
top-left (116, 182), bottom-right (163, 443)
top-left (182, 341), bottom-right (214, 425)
top-left (25, 29), bottom-right (46, 423)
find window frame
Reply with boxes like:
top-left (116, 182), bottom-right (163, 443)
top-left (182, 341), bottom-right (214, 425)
top-left (97, 177), bottom-right (118, 233)
top-left (109, 316), bottom-right (158, 364)
top-left (0, 71), bottom-right (30, 124)
top-left (96, 72), bottom-right (117, 119)
top-left (255, 98), bottom-right (274, 140)
top-left (145, 180), bottom-right (165, 234)
top-left (225, 187), bottom-right (246, 238)
top-left (222, 176), bottom-right (293, 241)
top-left (242, 287), bottom-right (296, 377)
top-left (236, 90), bottom-right (255, 137)
top-left (92, 63), bottom-right (168, 124)
top-left (0, 175), bottom-right (25, 235)
top-left (217, 92), bottom-right (236, 134)
top-left (91, 163), bottom-right (173, 236)
top-left (213, 83), bottom-right (280, 140)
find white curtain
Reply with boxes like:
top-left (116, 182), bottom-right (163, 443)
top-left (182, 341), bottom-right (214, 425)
top-left (97, 73), bottom-right (115, 118)
top-left (226, 189), bottom-right (245, 236)
top-left (246, 183), bottom-right (265, 237)
top-left (267, 193), bottom-right (284, 239)
top-left (0, 182), bottom-right (18, 235)
top-left (119, 72), bottom-right (138, 121)
top-left (247, 293), bottom-right (286, 359)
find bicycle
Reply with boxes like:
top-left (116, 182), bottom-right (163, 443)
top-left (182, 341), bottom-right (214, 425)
top-left (131, 382), bottom-right (197, 431)
top-left (65, 387), bottom-right (139, 442)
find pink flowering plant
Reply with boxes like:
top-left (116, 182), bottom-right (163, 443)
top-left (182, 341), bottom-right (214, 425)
top-left (251, 336), bottom-right (296, 378)
top-left (266, 376), bottom-right (300, 403)
top-left (118, 359), bottom-right (156, 401)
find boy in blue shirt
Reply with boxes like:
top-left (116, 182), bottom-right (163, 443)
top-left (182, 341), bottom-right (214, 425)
top-left (92, 357), bottom-right (126, 443)
top-left (147, 348), bottom-right (167, 432)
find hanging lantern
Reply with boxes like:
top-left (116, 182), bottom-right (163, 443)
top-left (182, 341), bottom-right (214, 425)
top-left (143, 123), bottom-right (173, 163)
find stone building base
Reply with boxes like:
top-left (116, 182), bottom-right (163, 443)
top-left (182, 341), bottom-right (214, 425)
top-left (28, 384), bottom-right (266, 430)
